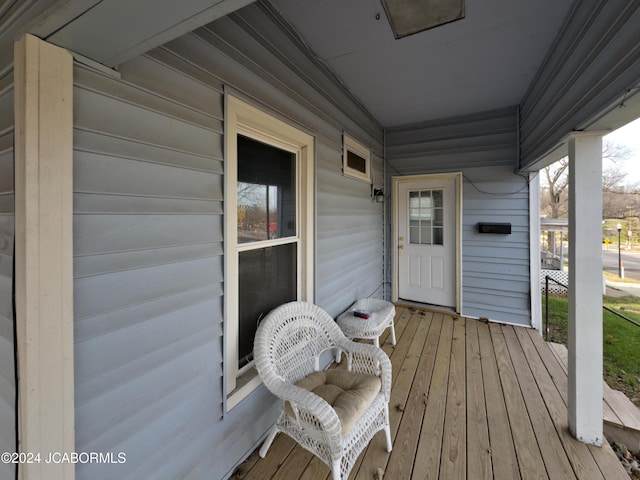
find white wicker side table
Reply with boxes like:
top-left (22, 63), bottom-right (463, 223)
top-left (336, 298), bottom-right (396, 348)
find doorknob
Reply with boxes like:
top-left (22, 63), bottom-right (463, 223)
top-left (398, 245), bottom-right (404, 250)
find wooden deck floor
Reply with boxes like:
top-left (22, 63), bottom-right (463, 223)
top-left (232, 306), bottom-right (629, 480)
top-left (548, 342), bottom-right (640, 433)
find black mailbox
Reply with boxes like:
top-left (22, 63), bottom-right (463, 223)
top-left (477, 222), bottom-right (511, 234)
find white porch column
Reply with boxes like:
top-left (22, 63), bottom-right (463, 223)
top-left (529, 173), bottom-right (542, 332)
top-left (14, 34), bottom-right (75, 479)
top-left (567, 132), bottom-right (603, 446)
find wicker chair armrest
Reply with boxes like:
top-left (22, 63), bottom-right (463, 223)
top-left (335, 339), bottom-right (392, 399)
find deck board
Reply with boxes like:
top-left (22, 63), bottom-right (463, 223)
top-left (478, 321), bottom-right (520, 480)
top-left (439, 317), bottom-right (466, 480)
top-left (375, 311), bottom-right (438, 480)
top-left (242, 434), bottom-right (297, 480)
top-left (412, 314), bottom-right (452, 479)
top-left (608, 390), bottom-right (640, 430)
top-left (234, 307), bottom-right (629, 480)
top-left (465, 318), bottom-right (493, 480)
top-left (271, 445), bottom-right (314, 480)
top-left (490, 323), bottom-right (549, 480)
top-left (549, 342), bottom-right (622, 426)
top-left (547, 341), bottom-right (640, 432)
top-left (502, 326), bottom-right (576, 480)
top-left (355, 309), bottom-right (428, 480)
top-left (517, 328), bottom-right (607, 480)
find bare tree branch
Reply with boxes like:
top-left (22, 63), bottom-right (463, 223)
top-left (540, 139), bottom-right (634, 219)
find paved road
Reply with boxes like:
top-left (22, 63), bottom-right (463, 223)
top-left (602, 249), bottom-right (640, 281)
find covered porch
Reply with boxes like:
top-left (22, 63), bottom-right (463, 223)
top-left (233, 305), bottom-right (628, 480)
top-left (2, 1), bottom-right (640, 479)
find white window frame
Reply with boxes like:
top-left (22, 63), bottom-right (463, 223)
top-left (343, 133), bottom-right (371, 182)
top-left (224, 95), bottom-right (314, 411)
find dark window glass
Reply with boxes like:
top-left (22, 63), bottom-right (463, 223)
top-left (237, 135), bottom-right (299, 370)
top-left (238, 244), bottom-right (297, 368)
top-left (347, 150), bottom-right (367, 173)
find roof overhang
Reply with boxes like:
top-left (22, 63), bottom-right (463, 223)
top-left (519, 86), bottom-right (640, 173)
top-left (19, 0), bottom-right (255, 67)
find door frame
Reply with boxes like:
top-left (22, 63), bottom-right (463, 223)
top-left (391, 173), bottom-right (462, 313)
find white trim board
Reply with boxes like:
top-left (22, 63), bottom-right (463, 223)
top-left (14, 34), bottom-right (75, 480)
top-left (223, 93), bottom-right (315, 411)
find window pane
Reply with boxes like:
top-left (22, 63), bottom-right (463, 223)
top-left (432, 190), bottom-right (443, 207)
top-left (238, 135), bottom-right (296, 243)
top-left (409, 191), bottom-right (420, 209)
top-left (408, 188), bottom-right (447, 244)
top-left (434, 208), bottom-right (443, 226)
top-left (237, 182), bottom-right (268, 241)
top-left (238, 243), bottom-right (297, 369)
top-left (410, 226), bottom-right (419, 244)
top-left (420, 224), bottom-right (432, 244)
top-left (433, 227), bottom-right (444, 245)
top-left (420, 190), bottom-right (432, 208)
top-left (347, 150), bottom-right (367, 173)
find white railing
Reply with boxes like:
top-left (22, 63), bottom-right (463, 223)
top-left (541, 269), bottom-right (569, 295)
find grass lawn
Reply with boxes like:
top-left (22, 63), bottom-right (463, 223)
top-left (543, 294), bottom-right (640, 407)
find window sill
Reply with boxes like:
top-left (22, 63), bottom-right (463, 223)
top-left (227, 366), bottom-right (262, 411)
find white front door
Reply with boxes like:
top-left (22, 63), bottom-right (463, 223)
top-left (396, 175), bottom-right (458, 307)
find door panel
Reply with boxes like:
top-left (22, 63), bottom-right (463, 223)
top-left (431, 257), bottom-right (445, 289)
top-left (397, 176), bottom-right (456, 307)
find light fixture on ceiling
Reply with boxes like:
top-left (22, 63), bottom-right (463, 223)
top-left (380, 0), bottom-right (465, 39)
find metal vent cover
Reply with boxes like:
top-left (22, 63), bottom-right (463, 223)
top-left (380, 0), bottom-right (465, 38)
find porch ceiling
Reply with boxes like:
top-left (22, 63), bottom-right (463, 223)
top-left (16, 0), bottom-right (255, 67)
top-left (14, 0), bottom-right (577, 130)
top-left (268, 0), bottom-right (573, 128)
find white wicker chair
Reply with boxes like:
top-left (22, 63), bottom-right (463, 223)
top-left (254, 301), bottom-right (392, 480)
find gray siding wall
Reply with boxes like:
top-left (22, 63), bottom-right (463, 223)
top-left (386, 108), bottom-right (532, 326)
top-left (159, 4), bottom-right (385, 316)
top-left (73, 59), bottom-right (227, 480)
top-left (73, 3), bottom-right (383, 479)
top-left (0, 69), bottom-right (14, 480)
top-left (0, 0), bottom-right (57, 77)
top-left (519, 1), bottom-right (640, 168)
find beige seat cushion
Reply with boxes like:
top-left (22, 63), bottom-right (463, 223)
top-left (286, 370), bottom-right (382, 436)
